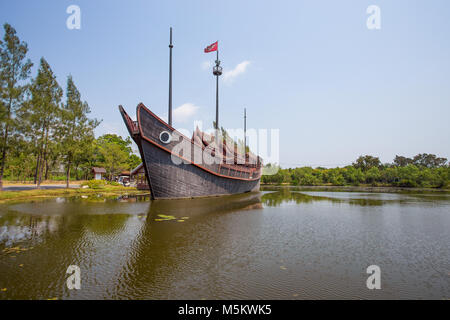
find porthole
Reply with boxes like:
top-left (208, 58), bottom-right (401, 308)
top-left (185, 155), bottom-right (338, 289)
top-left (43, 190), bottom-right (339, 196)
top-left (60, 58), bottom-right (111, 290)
top-left (159, 131), bottom-right (172, 144)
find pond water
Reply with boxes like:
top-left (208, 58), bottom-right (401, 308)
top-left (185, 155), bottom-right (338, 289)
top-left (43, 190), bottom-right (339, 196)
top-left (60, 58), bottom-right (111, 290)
top-left (0, 187), bottom-right (449, 299)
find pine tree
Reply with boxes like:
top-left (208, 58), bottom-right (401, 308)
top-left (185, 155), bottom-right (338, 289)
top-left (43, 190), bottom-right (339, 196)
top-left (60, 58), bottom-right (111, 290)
top-left (0, 23), bottom-right (33, 190)
top-left (57, 75), bottom-right (100, 188)
top-left (29, 57), bottom-right (62, 188)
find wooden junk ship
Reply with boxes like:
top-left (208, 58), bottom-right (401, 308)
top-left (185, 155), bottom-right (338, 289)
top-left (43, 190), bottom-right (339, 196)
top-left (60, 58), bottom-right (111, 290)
top-left (119, 29), bottom-right (262, 200)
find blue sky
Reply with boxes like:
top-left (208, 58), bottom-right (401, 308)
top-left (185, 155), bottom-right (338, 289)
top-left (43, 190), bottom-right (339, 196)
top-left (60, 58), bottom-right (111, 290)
top-left (1, 0), bottom-right (449, 167)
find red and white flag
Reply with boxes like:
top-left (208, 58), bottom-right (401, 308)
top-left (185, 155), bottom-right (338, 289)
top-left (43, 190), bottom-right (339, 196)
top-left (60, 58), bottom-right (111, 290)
top-left (204, 41), bottom-right (218, 53)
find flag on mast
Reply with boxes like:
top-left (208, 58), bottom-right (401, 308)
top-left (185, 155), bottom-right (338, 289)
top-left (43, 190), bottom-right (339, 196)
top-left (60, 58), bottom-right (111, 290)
top-left (204, 41), bottom-right (218, 53)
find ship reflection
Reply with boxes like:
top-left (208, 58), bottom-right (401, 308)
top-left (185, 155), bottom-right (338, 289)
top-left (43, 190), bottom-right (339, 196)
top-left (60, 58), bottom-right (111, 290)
top-left (146, 192), bottom-right (263, 221)
top-left (0, 192), bottom-right (263, 299)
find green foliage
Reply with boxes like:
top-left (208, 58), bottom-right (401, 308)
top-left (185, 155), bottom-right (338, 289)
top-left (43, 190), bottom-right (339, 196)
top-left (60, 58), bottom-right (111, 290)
top-left (365, 167), bottom-right (381, 185)
top-left (263, 155), bottom-right (449, 189)
top-left (0, 23), bottom-right (33, 189)
top-left (393, 155), bottom-right (412, 167)
top-left (0, 24), bottom-right (141, 185)
top-left (128, 154), bottom-right (142, 170)
top-left (261, 164), bottom-right (285, 184)
top-left (57, 75), bottom-right (99, 187)
top-left (96, 134), bottom-right (133, 155)
top-left (342, 167), bottom-right (364, 186)
top-left (394, 153), bottom-right (447, 168)
top-left (27, 57), bottom-right (63, 187)
top-left (95, 134), bottom-right (132, 179)
top-left (85, 179), bottom-right (107, 189)
top-left (412, 153), bottom-right (447, 168)
top-left (352, 155), bottom-right (381, 171)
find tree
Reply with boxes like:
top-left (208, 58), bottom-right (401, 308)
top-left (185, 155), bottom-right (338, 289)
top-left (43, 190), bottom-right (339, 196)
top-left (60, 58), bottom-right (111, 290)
top-left (96, 134), bottom-right (133, 154)
top-left (5, 136), bottom-right (36, 182)
top-left (412, 153), bottom-right (447, 168)
top-left (343, 166), bottom-right (365, 185)
top-left (95, 134), bottom-right (134, 180)
top-left (352, 155), bottom-right (381, 171)
top-left (365, 167), bottom-right (381, 185)
top-left (28, 57), bottom-right (62, 188)
top-left (75, 139), bottom-right (97, 180)
top-left (393, 155), bottom-right (413, 167)
top-left (97, 140), bottom-right (130, 180)
top-left (0, 23), bottom-right (33, 190)
top-left (57, 75), bottom-right (100, 188)
top-left (129, 153), bottom-right (141, 170)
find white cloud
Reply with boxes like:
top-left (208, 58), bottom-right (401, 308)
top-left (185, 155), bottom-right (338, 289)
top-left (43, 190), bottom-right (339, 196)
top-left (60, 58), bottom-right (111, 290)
top-left (173, 103), bottom-right (200, 123)
top-left (223, 61), bottom-right (251, 84)
top-left (201, 60), bottom-right (212, 70)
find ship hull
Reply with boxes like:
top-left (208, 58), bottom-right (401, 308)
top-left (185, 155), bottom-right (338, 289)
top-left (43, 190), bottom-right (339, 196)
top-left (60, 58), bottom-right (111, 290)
top-left (120, 103), bottom-right (261, 200)
top-left (141, 138), bottom-right (260, 199)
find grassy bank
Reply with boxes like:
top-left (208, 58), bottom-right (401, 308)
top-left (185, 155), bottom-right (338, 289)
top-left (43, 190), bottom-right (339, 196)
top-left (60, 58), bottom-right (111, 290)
top-left (0, 186), bottom-right (149, 203)
top-left (3, 180), bottom-right (87, 186)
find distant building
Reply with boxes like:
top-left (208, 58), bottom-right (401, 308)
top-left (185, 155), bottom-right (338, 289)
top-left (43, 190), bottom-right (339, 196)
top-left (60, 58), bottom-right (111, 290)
top-left (120, 170), bottom-right (130, 177)
top-left (118, 170), bottom-right (131, 185)
top-left (92, 167), bottom-right (106, 180)
top-left (131, 163), bottom-right (149, 190)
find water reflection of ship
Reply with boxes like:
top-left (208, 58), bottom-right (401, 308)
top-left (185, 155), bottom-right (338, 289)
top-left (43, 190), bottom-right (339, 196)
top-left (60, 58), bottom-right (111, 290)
top-left (109, 191), bottom-right (263, 298)
top-left (146, 191), bottom-right (262, 219)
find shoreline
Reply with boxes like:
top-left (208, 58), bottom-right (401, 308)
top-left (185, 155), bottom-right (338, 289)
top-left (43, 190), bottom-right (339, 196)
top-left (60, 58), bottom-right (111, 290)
top-left (0, 186), bottom-right (149, 203)
top-left (261, 184), bottom-right (450, 194)
top-left (2, 183), bottom-right (449, 204)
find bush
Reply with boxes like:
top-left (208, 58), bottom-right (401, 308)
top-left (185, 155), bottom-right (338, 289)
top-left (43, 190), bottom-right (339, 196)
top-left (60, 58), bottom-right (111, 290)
top-left (365, 167), bottom-right (381, 184)
top-left (343, 167), bottom-right (364, 186)
top-left (299, 173), bottom-right (319, 186)
top-left (107, 181), bottom-right (120, 186)
top-left (330, 174), bottom-right (345, 186)
top-left (83, 179), bottom-right (107, 189)
top-left (397, 179), bottom-right (417, 188)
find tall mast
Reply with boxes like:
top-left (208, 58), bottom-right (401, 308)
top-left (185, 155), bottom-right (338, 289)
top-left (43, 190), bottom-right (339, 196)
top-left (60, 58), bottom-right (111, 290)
top-left (213, 49), bottom-right (222, 130)
top-left (244, 108), bottom-right (247, 152)
top-left (168, 27), bottom-right (173, 126)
